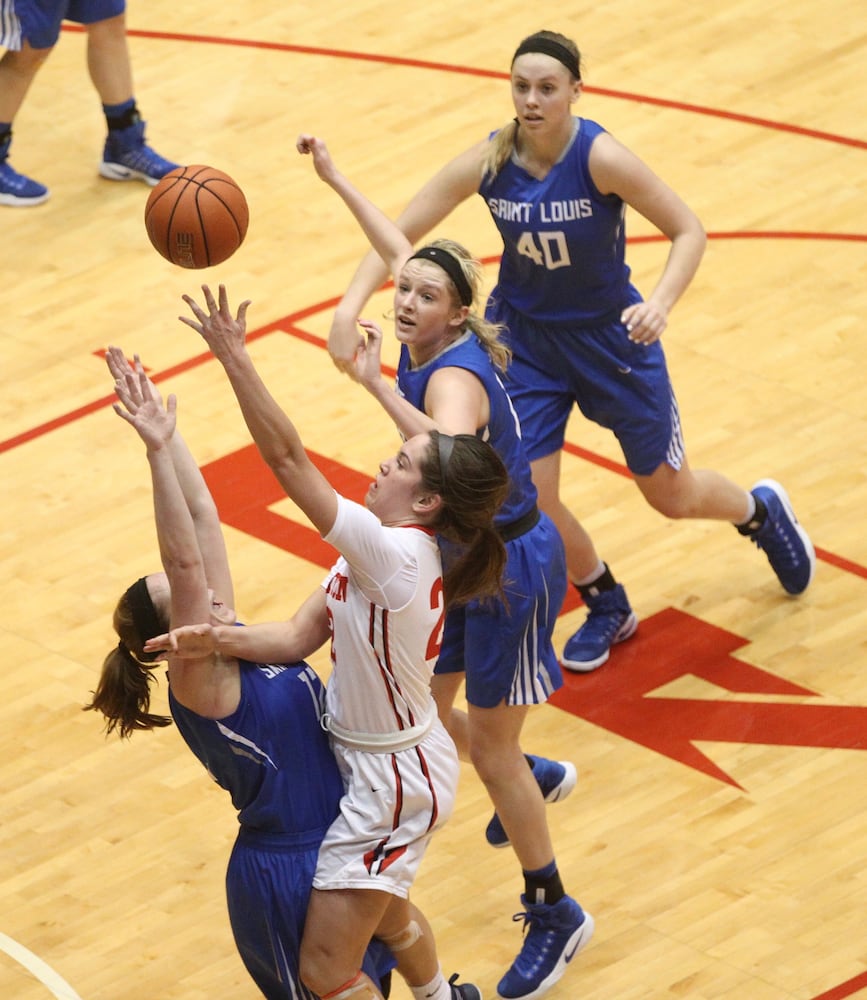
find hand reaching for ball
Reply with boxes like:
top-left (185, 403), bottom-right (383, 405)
top-left (180, 283), bottom-right (251, 364)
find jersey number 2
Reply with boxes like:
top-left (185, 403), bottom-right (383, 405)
top-left (425, 577), bottom-right (445, 660)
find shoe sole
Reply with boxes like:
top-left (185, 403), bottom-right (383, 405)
top-left (488, 761), bottom-right (579, 849)
top-left (751, 478), bottom-right (816, 594)
top-left (543, 760), bottom-right (578, 804)
top-left (561, 611), bottom-right (638, 673)
top-left (0, 191), bottom-right (50, 207)
top-left (451, 983), bottom-right (483, 1000)
top-left (99, 162), bottom-right (161, 186)
top-left (496, 910), bottom-right (595, 1000)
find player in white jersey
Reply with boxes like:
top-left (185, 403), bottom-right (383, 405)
top-left (158, 284), bottom-right (509, 1000)
top-left (297, 132), bottom-right (593, 1000)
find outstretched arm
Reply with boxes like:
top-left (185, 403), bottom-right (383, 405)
top-left (320, 138), bottom-right (489, 372)
top-left (297, 133), bottom-right (414, 279)
top-left (105, 348), bottom-right (234, 610)
top-left (144, 588), bottom-right (331, 665)
top-left (180, 284), bottom-right (339, 538)
top-left (109, 352), bottom-right (212, 631)
top-left (108, 351), bottom-right (245, 719)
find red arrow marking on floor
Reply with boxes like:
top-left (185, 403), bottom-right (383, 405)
top-left (202, 443), bottom-right (357, 569)
top-left (550, 607), bottom-right (867, 788)
top-left (203, 446), bottom-right (867, 791)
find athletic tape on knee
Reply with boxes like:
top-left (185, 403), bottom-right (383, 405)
top-left (320, 970), bottom-right (379, 999)
top-left (379, 919), bottom-right (423, 952)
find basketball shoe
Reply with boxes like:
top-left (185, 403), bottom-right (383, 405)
top-left (497, 895), bottom-right (594, 1000)
top-left (448, 972), bottom-right (482, 999)
top-left (485, 756), bottom-right (578, 848)
top-left (100, 120), bottom-right (179, 186)
top-left (0, 136), bottom-right (49, 206)
top-left (561, 582), bottom-right (637, 672)
top-left (740, 479), bottom-right (815, 594)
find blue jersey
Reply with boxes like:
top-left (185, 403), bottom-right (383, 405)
top-left (169, 660), bottom-right (343, 837)
top-left (479, 117), bottom-right (637, 326)
top-left (395, 332), bottom-right (538, 526)
top-left (396, 333), bottom-right (566, 708)
top-left (169, 662), bottom-right (394, 998)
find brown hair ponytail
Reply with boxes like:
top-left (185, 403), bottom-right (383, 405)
top-left (421, 431), bottom-right (509, 606)
top-left (84, 579), bottom-right (172, 738)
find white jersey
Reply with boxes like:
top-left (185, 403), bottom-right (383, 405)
top-left (321, 494), bottom-right (444, 740)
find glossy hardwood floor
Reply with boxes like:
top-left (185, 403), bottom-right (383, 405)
top-left (1, 2), bottom-right (865, 998)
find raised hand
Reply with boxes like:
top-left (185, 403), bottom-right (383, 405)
top-left (296, 133), bottom-right (340, 185)
top-left (106, 346), bottom-right (176, 449)
top-left (180, 284), bottom-right (251, 363)
top-left (351, 319), bottom-right (387, 389)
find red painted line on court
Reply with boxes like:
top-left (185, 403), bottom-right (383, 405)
top-left (42, 32), bottom-right (867, 996)
top-left (585, 84), bottom-right (867, 151)
top-left (815, 547), bottom-right (867, 581)
top-left (62, 24), bottom-right (867, 151)
top-left (31, 33), bottom-right (866, 584)
top-left (810, 970), bottom-right (867, 1000)
top-left (4, 284), bottom-right (864, 584)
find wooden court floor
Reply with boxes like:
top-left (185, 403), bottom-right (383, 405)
top-left (0, 2), bottom-right (865, 998)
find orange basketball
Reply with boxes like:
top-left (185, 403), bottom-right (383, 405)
top-left (144, 165), bottom-right (249, 268)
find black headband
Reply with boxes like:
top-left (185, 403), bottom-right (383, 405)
top-left (123, 576), bottom-right (164, 659)
top-left (437, 431), bottom-right (455, 482)
top-left (512, 36), bottom-right (581, 81)
top-left (408, 246), bottom-right (473, 307)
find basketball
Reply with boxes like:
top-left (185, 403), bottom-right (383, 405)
top-left (144, 165), bottom-right (249, 268)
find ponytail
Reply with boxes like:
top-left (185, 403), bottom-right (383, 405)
top-left (84, 578), bottom-right (172, 738)
top-left (482, 119), bottom-right (519, 182)
top-left (421, 431), bottom-right (509, 606)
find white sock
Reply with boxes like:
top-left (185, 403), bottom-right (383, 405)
top-left (410, 969), bottom-right (450, 1000)
top-left (574, 560), bottom-right (606, 588)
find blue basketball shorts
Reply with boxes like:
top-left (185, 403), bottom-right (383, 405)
top-left (2, 1), bottom-right (125, 50)
top-left (435, 512), bottom-right (566, 708)
top-left (487, 295), bottom-right (686, 477)
top-left (227, 829), bottom-right (395, 999)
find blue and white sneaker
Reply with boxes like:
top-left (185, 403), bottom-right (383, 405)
top-left (0, 157), bottom-right (49, 206)
top-left (746, 479), bottom-right (815, 595)
top-left (99, 120), bottom-right (179, 186)
top-left (486, 756), bottom-right (578, 849)
top-left (497, 895), bottom-right (594, 1000)
top-left (448, 972), bottom-right (482, 1000)
top-left (561, 583), bottom-right (637, 672)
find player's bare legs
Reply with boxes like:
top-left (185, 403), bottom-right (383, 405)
top-left (0, 41), bottom-right (50, 121)
top-left (530, 450), bottom-right (601, 583)
top-left (301, 887), bottom-right (390, 998)
top-left (85, 13), bottom-right (135, 104)
top-left (634, 456), bottom-right (751, 521)
top-left (530, 449), bottom-right (636, 671)
top-left (467, 702), bottom-right (554, 870)
top-left (0, 41), bottom-right (52, 205)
